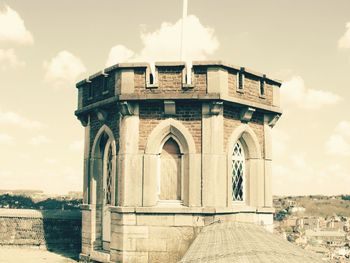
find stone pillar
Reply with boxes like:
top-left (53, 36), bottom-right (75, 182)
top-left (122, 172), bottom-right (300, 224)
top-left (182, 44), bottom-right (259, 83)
top-left (118, 103), bottom-right (141, 207)
top-left (142, 154), bottom-right (158, 206)
top-left (263, 114), bottom-right (273, 207)
top-left (83, 116), bottom-right (91, 204)
top-left (207, 67), bottom-right (228, 96)
top-left (202, 102), bottom-right (226, 207)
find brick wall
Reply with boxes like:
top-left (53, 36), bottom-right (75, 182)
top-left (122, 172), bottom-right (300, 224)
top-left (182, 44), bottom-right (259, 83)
top-left (227, 71), bottom-right (273, 106)
top-left (139, 101), bottom-right (202, 153)
top-left (0, 209), bottom-right (81, 250)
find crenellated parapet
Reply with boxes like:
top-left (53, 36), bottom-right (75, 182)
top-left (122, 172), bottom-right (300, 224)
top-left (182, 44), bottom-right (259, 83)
top-left (75, 61), bottom-right (281, 118)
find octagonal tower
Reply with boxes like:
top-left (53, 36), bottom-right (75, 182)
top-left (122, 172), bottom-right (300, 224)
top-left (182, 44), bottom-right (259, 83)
top-left (75, 61), bottom-right (282, 263)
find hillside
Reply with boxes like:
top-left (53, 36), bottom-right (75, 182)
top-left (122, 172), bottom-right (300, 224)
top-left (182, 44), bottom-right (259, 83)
top-left (274, 195), bottom-right (350, 218)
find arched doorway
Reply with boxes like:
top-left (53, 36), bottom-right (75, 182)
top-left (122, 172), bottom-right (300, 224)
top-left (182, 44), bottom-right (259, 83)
top-left (90, 125), bottom-right (116, 251)
top-left (159, 137), bottom-right (182, 201)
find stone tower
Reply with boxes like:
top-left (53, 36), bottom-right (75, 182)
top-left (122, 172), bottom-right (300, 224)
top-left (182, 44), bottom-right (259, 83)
top-left (75, 61), bottom-right (282, 263)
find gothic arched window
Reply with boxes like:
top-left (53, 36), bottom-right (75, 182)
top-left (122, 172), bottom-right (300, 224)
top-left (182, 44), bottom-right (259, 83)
top-left (103, 141), bottom-right (113, 205)
top-left (159, 137), bottom-right (182, 201)
top-left (232, 141), bottom-right (245, 202)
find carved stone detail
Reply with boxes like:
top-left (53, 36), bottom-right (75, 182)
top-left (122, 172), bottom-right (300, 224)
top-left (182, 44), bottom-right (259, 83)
top-left (164, 100), bottom-right (176, 115)
top-left (240, 107), bottom-right (255, 123)
top-left (209, 101), bottom-right (223, 115)
top-left (119, 101), bottom-right (135, 116)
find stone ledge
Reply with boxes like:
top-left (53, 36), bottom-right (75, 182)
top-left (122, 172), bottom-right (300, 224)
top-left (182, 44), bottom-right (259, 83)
top-left (107, 206), bottom-right (274, 215)
top-left (0, 208), bottom-right (81, 219)
top-left (75, 93), bottom-right (282, 117)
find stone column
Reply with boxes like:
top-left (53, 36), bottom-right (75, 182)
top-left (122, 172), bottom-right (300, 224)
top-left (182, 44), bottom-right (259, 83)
top-left (118, 102), bottom-right (141, 207)
top-left (202, 102), bottom-right (226, 207)
top-left (82, 116), bottom-right (91, 204)
top-left (263, 114), bottom-right (273, 207)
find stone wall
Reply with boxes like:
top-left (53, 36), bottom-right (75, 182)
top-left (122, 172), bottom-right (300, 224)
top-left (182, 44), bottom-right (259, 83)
top-left (0, 209), bottom-right (81, 250)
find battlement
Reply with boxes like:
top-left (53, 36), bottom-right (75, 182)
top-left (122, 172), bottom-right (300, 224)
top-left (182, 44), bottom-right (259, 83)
top-left (75, 61), bottom-right (282, 115)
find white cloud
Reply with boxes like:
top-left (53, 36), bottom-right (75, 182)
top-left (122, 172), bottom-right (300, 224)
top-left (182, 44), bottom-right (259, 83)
top-left (106, 45), bottom-right (134, 67)
top-left (0, 170), bottom-right (12, 178)
top-left (45, 158), bottom-right (58, 164)
top-left (0, 109), bottom-right (44, 129)
top-left (325, 121), bottom-right (350, 156)
top-left (338, 22), bottom-right (350, 49)
top-left (69, 139), bottom-right (84, 151)
top-left (0, 5), bottom-right (33, 44)
top-left (105, 15), bottom-right (219, 67)
top-left (281, 76), bottom-right (341, 110)
top-left (0, 49), bottom-right (25, 69)
top-left (272, 128), bottom-right (289, 157)
top-left (29, 135), bottom-right (51, 146)
top-left (273, 152), bottom-right (350, 195)
top-left (44, 50), bottom-right (86, 89)
top-left (335, 121), bottom-right (350, 137)
top-left (0, 133), bottom-right (14, 145)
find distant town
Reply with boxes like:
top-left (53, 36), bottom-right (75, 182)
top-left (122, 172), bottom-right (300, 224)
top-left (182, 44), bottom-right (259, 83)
top-left (0, 189), bottom-right (82, 210)
top-left (1, 190), bottom-right (349, 261)
top-left (274, 195), bottom-right (350, 262)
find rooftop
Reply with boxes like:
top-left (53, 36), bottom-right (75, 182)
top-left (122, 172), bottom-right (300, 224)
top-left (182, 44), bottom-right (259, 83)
top-left (179, 222), bottom-right (322, 263)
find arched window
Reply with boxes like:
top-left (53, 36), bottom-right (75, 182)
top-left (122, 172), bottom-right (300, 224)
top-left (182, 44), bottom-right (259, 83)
top-left (103, 141), bottom-right (113, 205)
top-left (232, 141), bottom-right (245, 202)
top-left (159, 137), bottom-right (182, 201)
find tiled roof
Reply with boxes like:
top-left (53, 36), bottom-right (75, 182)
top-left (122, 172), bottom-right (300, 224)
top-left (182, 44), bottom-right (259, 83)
top-left (179, 222), bottom-right (322, 263)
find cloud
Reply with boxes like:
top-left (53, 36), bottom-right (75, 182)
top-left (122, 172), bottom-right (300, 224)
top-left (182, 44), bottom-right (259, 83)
top-left (0, 109), bottom-right (44, 129)
top-left (29, 135), bottom-right (51, 146)
top-left (106, 45), bottom-right (135, 67)
top-left (325, 121), bottom-right (350, 156)
top-left (281, 76), bottom-right (341, 110)
top-left (0, 170), bottom-right (12, 178)
top-left (0, 133), bottom-right (14, 145)
top-left (0, 49), bottom-right (25, 70)
top-left (338, 22), bottom-right (350, 49)
top-left (69, 139), bottom-right (84, 151)
top-left (44, 50), bottom-right (86, 89)
top-left (272, 128), bottom-right (290, 157)
top-left (273, 152), bottom-right (350, 195)
top-left (0, 5), bottom-right (33, 45)
top-left (105, 15), bottom-right (219, 67)
top-left (45, 158), bottom-right (58, 164)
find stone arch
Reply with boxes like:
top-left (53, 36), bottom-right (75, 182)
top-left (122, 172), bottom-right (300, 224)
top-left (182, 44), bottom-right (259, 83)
top-left (145, 118), bottom-right (196, 155)
top-left (226, 124), bottom-right (263, 207)
top-left (143, 118), bottom-right (196, 206)
top-left (90, 124), bottom-right (117, 250)
top-left (226, 124), bottom-right (262, 159)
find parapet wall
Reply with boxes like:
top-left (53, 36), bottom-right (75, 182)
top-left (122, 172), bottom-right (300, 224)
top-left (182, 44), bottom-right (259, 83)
top-left (0, 209), bottom-right (81, 250)
top-left (76, 61), bottom-right (282, 114)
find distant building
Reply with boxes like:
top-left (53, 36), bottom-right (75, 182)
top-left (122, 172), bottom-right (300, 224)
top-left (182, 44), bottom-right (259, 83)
top-left (305, 229), bottom-right (347, 245)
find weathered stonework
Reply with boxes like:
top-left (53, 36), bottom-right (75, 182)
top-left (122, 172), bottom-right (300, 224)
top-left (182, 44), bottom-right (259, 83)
top-left (75, 61), bottom-right (282, 263)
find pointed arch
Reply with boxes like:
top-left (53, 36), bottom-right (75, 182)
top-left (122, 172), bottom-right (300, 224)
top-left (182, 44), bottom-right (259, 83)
top-left (91, 124), bottom-right (117, 158)
top-left (89, 124), bottom-right (117, 250)
top-left (226, 124), bottom-right (262, 159)
top-left (145, 118), bottom-right (196, 155)
top-left (143, 119), bottom-right (197, 207)
top-left (226, 124), bottom-right (263, 207)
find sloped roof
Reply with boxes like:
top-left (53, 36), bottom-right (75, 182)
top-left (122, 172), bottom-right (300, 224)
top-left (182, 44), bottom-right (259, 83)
top-left (179, 222), bottom-right (322, 263)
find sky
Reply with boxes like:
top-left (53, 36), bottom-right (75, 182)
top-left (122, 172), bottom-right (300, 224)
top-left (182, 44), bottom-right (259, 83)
top-left (0, 0), bottom-right (350, 195)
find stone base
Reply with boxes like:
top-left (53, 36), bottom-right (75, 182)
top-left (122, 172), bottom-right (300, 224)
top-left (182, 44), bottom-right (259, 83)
top-left (81, 207), bottom-right (274, 263)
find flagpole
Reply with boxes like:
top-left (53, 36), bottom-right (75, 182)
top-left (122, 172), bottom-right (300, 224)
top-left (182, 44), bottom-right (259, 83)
top-left (180, 0), bottom-right (187, 62)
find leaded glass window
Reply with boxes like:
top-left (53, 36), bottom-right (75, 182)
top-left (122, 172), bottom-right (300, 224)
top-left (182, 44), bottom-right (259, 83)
top-left (105, 143), bottom-right (113, 205)
top-left (232, 141), bottom-right (245, 201)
